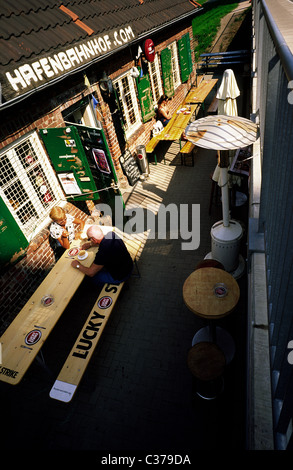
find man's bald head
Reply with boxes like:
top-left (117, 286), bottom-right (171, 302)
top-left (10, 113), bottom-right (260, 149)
top-left (87, 225), bottom-right (104, 244)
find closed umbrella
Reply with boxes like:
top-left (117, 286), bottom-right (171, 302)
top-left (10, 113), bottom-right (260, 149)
top-left (216, 69), bottom-right (240, 116)
top-left (213, 69), bottom-right (241, 191)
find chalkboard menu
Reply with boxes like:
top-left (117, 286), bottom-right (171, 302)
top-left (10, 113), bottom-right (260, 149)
top-left (119, 150), bottom-right (141, 186)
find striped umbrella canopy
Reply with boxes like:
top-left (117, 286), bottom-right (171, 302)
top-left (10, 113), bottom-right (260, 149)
top-left (185, 115), bottom-right (258, 151)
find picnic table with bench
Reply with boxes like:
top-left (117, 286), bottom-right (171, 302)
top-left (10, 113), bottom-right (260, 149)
top-left (50, 230), bottom-right (141, 402)
top-left (146, 78), bottom-right (218, 166)
top-left (0, 227), bottom-right (141, 401)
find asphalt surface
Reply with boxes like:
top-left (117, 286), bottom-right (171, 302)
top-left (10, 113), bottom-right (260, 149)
top-left (1, 10), bottom-right (252, 457)
top-left (0, 121), bottom-right (249, 459)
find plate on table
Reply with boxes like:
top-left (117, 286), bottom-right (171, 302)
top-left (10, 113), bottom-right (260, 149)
top-left (67, 247), bottom-right (80, 257)
top-left (78, 251), bottom-right (88, 260)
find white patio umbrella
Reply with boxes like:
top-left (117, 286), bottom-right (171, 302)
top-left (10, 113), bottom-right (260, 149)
top-left (185, 115), bottom-right (257, 226)
top-left (185, 114), bottom-right (258, 274)
top-left (185, 114), bottom-right (258, 223)
top-left (185, 114), bottom-right (257, 151)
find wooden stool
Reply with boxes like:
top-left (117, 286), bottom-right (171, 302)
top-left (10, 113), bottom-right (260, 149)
top-left (187, 342), bottom-right (226, 399)
top-left (195, 259), bottom-right (225, 271)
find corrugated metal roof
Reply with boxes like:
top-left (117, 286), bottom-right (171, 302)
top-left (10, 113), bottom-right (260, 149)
top-left (0, 0), bottom-right (203, 105)
top-left (0, 0), bottom-right (201, 66)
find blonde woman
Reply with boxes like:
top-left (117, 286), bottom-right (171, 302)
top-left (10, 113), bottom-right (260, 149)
top-left (49, 206), bottom-right (85, 250)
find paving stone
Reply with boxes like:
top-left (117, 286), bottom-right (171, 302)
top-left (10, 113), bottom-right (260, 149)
top-left (0, 130), bottom-right (248, 453)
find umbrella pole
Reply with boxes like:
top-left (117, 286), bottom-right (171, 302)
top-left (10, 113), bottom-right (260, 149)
top-left (219, 150), bottom-right (230, 227)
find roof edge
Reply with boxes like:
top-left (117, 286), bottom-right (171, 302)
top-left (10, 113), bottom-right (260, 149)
top-left (0, 7), bottom-right (203, 111)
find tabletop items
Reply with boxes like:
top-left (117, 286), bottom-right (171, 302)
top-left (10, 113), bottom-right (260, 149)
top-left (41, 295), bottom-right (54, 307)
top-left (67, 247), bottom-right (80, 257)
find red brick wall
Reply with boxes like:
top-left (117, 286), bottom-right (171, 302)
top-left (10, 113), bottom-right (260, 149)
top-left (0, 23), bottom-right (196, 334)
top-left (104, 25), bottom-right (196, 158)
top-left (0, 24), bottom-right (196, 177)
top-left (0, 203), bottom-right (88, 336)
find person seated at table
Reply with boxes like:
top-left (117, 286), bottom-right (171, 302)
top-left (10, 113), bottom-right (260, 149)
top-left (157, 94), bottom-right (172, 127)
top-left (71, 225), bottom-right (133, 286)
top-left (49, 206), bottom-right (85, 253)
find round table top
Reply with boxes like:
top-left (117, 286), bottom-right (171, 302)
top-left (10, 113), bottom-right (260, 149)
top-left (183, 267), bottom-right (240, 319)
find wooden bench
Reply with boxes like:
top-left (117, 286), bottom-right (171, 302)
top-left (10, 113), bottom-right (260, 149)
top-left (0, 240), bottom-right (98, 386)
top-left (145, 135), bottom-right (161, 165)
top-left (207, 96), bottom-right (218, 114)
top-left (49, 236), bottom-right (142, 402)
top-left (180, 141), bottom-right (197, 166)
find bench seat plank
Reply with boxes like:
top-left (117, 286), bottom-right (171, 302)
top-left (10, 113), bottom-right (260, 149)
top-left (180, 141), bottom-right (197, 166)
top-left (145, 135), bottom-right (160, 153)
top-left (180, 141), bottom-right (195, 154)
top-left (50, 281), bottom-right (125, 402)
top-left (50, 238), bottom-right (141, 402)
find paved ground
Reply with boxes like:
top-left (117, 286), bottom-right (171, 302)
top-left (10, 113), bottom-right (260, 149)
top-left (1, 3), bottom-right (254, 459)
top-left (1, 3), bottom-right (253, 460)
top-left (0, 107), bottom-right (248, 457)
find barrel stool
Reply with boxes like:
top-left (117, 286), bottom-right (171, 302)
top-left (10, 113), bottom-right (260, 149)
top-left (187, 342), bottom-right (226, 400)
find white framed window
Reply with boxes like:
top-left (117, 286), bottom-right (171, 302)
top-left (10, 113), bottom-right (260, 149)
top-left (148, 54), bottom-right (164, 105)
top-left (168, 41), bottom-right (181, 90)
top-left (0, 131), bottom-right (64, 241)
top-left (113, 71), bottom-right (142, 138)
top-left (63, 97), bottom-right (99, 128)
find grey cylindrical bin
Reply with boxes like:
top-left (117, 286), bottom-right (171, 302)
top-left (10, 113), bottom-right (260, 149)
top-left (136, 145), bottom-right (149, 175)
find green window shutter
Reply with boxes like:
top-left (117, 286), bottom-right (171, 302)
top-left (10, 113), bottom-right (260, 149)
top-left (160, 47), bottom-right (174, 98)
top-left (0, 197), bottom-right (28, 270)
top-left (186, 33), bottom-right (193, 75)
top-left (178, 33), bottom-right (193, 83)
top-left (137, 73), bottom-right (155, 123)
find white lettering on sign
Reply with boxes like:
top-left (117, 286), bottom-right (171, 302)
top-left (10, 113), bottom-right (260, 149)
top-left (5, 26), bottom-right (135, 93)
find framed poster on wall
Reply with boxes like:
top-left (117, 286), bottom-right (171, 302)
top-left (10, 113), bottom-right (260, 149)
top-left (57, 173), bottom-right (82, 196)
top-left (92, 148), bottom-right (111, 174)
